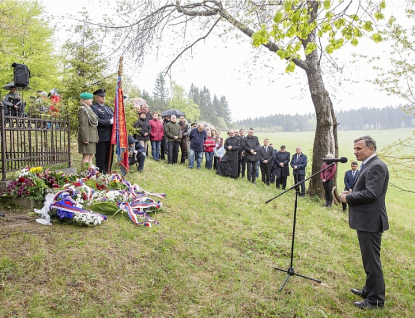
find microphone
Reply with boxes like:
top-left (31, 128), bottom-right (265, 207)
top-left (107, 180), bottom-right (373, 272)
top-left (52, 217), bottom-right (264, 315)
top-left (322, 157), bottom-right (348, 163)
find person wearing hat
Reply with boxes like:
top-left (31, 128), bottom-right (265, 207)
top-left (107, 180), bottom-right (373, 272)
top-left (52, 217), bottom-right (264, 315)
top-left (2, 85), bottom-right (22, 116)
top-left (127, 135), bottom-right (146, 172)
top-left (78, 92), bottom-right (99, 167)
top-left (90, 88), bottom-right (114, 174)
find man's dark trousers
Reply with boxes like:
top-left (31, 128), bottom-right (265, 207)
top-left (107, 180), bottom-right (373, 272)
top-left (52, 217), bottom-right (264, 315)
top-left (168, 141), bottom-right (180, 164)
top-left (357, 230), bottom-right (385, 306)
top-left (260, 162), bottom-right (272, 185)
top-left (95, 141), bottom-right (113, 174)
top-left (294, 171), bottom-right (305, 195)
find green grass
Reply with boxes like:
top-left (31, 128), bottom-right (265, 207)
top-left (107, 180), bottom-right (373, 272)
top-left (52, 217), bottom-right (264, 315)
top-left (0, 128), bottom-right (414, 317)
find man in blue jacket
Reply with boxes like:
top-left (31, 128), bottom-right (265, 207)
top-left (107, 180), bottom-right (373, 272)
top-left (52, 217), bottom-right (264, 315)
top-left (290, 146), bottom-right (307, 196)
top-left (342, 161), bottom-right (359, 211)
top-left (188, 123), bottom-right (207, 169)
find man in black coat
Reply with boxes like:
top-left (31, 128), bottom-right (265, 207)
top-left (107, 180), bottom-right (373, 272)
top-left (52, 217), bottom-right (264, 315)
top-left (238, 129), bottom-right (247, 178)
top-left (259, 138), bottom-right (274, 185)
top-left (91, 88), bottom-right (114, 174)
top-left (134, 111), bottom-right (151, 150)
top-left (274, 145), bottom-right (290, 190)
top-left (290, 146), bottom-right (307, 196)
top-left (217, 129), bottom-right (240, 178)
top-left (340, 136), bottom-right (389, 310)
top-left (243, 128), bottom-right (260, 184)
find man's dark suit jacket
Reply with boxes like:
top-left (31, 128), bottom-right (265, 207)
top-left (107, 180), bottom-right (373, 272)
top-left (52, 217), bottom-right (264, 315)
top-left (243, 136), bottom-right (260, 161)
top-left (290, 153), bottom-right (307, 176)
top-left (259, 146), bottom-right (274, 164)
top-left (344, 169), bottom-right (359, 190)
top-left (346, 155), bottom-right (389, 233)
top-left (274, 151), bottom-right (290, 177)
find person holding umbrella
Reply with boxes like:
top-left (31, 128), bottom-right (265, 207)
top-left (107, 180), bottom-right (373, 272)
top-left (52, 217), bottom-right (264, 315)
top-left (161, 109), bottom-right (185, 117)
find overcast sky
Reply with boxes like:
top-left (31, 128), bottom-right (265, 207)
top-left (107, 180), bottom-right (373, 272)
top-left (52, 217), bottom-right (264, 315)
top-left (40, 0), bottom-right (405, 121)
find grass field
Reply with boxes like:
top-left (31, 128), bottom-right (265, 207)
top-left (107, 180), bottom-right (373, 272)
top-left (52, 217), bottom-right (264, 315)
top-left (1, 128), bottom-right (414, 317)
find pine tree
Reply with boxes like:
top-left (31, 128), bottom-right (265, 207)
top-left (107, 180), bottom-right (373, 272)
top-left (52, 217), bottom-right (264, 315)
top-left (153, 73), bottom-right (170, 112)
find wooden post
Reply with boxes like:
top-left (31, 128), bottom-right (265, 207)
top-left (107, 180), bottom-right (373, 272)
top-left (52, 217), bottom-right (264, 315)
top-left (107, 56), bottom-right (123, 174)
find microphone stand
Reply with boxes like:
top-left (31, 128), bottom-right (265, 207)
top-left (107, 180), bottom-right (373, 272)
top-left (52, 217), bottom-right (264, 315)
top-left (265, 162), bottom-right (336, 291)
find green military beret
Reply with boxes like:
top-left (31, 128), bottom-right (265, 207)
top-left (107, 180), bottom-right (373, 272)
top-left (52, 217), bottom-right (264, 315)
top-left (80, 92), bottom-right (93, 99)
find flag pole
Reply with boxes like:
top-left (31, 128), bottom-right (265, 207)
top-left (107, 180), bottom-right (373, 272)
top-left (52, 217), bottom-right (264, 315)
top-left (107, 57), bottom-right (124, 174)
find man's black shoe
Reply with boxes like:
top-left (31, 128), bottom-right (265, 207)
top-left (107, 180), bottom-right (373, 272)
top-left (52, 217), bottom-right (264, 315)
top-left (353, 300), bottom-right (383, 310)
top-left (351, 288), bottom-right (367, 299)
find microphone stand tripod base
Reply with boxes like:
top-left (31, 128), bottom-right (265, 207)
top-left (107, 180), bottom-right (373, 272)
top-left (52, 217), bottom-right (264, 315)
top-left (275, 266), bottom-right (322, 291)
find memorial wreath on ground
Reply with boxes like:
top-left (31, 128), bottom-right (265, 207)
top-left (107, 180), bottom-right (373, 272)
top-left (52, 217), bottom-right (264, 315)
top-left (2, 166), bottom-right (166, 227)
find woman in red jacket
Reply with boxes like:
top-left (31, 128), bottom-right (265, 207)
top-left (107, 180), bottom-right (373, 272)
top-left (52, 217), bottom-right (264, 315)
top-left (149, 112), bottom-right (164, 161)
top-left (320, 153), bottom-right (337, 208)
top-left (204, 131), bottom-right (216, 170)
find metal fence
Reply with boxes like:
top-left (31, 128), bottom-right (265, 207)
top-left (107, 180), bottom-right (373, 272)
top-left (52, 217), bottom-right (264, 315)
top-left (0, 104), bottom-right (71, 180)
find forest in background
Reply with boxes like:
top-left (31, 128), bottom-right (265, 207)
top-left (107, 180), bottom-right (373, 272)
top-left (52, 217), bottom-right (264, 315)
top-left (235, 106), bottom-right (414, 132)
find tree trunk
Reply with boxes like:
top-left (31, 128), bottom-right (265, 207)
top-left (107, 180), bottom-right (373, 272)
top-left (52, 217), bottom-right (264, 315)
top-left (304, 66), bottom-right (338, 197)
top-left (299, 1), bottom-right (338, 197)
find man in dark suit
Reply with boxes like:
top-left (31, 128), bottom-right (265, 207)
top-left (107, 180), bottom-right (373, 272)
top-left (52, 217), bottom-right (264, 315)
top-left (259, 138), bottom-right (274, 185)
top-left (243, 128), bottom-right (260, 184)
top-left (274, 145), bottom-right (290, 190)
top-left (342, 161), bottom-right (359, 212)
top-left (91, 88), bottom-right (114, 174)
top-left (340, 135), bottom-right (389, 310)
top-left (290, 146), bottom-right (307, 196)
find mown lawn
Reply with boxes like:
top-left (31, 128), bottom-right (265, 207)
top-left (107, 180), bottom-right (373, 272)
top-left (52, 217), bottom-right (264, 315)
top-left (1, 129), bottom-right (414, 317)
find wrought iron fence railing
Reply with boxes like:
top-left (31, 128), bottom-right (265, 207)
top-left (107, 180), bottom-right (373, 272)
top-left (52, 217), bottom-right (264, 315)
top-left (0, 104), bottom-right (71, 180)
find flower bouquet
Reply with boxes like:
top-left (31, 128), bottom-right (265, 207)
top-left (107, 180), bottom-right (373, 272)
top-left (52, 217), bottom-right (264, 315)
top-left (3, 167), bottom-right (49, 201)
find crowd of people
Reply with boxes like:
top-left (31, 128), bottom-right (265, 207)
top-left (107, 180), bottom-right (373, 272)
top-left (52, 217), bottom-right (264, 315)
top-left (77, 93), bottom-right (365, 212)
top-left (127, 107), bottom-right (317, 195)
top-left (1, 84), bottom-right (61, 117)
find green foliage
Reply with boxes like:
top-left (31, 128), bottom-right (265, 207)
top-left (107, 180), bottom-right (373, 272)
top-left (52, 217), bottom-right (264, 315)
top-left (60, 20), bottom-right (116, 102)
top-left (373, 1), bottom-right (415, 107)
top-left (371, 1), bottom-right (415, 191)
top-left (124, 100), bottom-right (140, 137)
top-left (251, 1), bottom-right (386, 72)
top-left (58, 16), bottom-right (117, 131)
top-left (0, 0), bottom-right (58, 91)
top-left (169, 82), bottom-right (200, 123)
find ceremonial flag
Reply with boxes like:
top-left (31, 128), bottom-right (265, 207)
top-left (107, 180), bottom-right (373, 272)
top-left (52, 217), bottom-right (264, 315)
top-left (111, 58), bottom-right (129, 175)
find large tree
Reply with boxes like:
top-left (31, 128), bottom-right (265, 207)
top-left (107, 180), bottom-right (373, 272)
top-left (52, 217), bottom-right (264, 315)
top-left (105, 0), bottom-right (385, 195)
top-left (60, 18), bottom-right (116, 130)
top-left (0, 0), bottom-right (58, 91)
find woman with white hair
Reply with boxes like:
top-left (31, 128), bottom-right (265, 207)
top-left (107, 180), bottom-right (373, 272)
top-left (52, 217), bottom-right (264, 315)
top-left (320, 153), bottom-right (337, 208)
